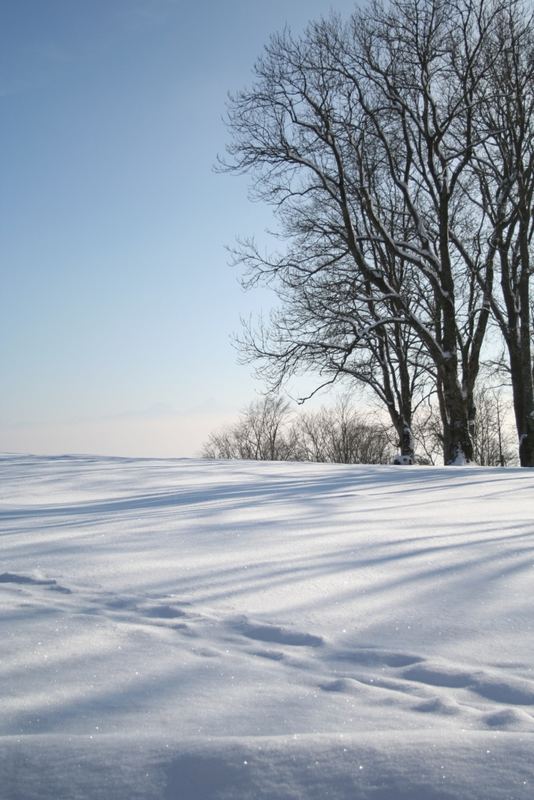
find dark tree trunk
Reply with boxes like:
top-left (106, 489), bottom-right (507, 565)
top-left (439, 360), bottom-right (474, 464)
top-left (390, 407), bottom-right (415, 464)
top-left (399, 421), bottom-right (414, 462)
top-left (509, 348), bottom-right (534, 467)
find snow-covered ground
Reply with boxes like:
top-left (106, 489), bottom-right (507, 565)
top-left (1, 454), bottom-right (533, 799)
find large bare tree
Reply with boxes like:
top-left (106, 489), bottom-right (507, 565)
top-left (465, 3), bottom-right (534, 464)
top-left (223, 0), bottom-right (531, 464)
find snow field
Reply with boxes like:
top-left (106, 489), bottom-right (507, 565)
top-left (1, 455), bottom-right (533, 798)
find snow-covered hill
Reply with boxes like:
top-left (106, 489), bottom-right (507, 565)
top-left (1, 455), bottom-right (533, 799)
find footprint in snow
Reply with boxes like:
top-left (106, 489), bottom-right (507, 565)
top-left (402, 662), bottom-right (534, 705)
top-left (141, 603), bottom-right (188, 620)
top-left (0, 572), bottom-right (71, 594)
top-left (482, 708), bottom-right (534, 729)
top-left (102, 592), bottom-right (192, 620)
top-left (137, 602), bottom-right (194, 634)
top-left (87, 592), bottom-right (195, 635)
top-left (412, 696), bottom-right (460, 716)
top-left (333, 647), bottom-right (422, 669)
top-left (320, 677), bottom-right (363, 693)
top-left (230, 615), bottom-right (324, 647)
top-left (251, 649), bottom-right (286, 662)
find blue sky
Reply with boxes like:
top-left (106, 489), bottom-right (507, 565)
top-left (1, 0), bottom-right (357, 457)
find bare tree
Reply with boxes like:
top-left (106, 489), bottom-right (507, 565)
top-left (222, 0), bottom-right (523, 464)
top-left (202, 395), bottom-right (394, 464)
top-left (237, 225), bottom-right (433, 463)
top-left (465, 4), bottom-right (534, 465)
top-left (412, 385), bottom-right (517, 465)
top-left (472, 389), bottom-right (516, 466)
top-left (290, 395), bottom-right (394, 464)
top-left (202, 396), bottom-right (291, 461)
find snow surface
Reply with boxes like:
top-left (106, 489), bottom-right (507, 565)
top-left (1, 454), bottom-right (533, 799)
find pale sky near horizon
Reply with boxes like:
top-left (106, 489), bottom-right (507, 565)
top-left (1, 0), bottom-right (359, 458)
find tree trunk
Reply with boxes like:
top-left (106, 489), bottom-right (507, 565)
top-left (389, 407), bottom-right (415, 464)
top-left (439, 361), bottom-right (474, 464)
top-left (398, 422), bottom-right (415, 464)
top-left (509, 348), bottom-right (534, 467)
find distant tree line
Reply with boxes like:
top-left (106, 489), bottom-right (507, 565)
top-left (202, 393), bottom-right (516, 466)
top-left (221, 0), bottom-right (533, 466)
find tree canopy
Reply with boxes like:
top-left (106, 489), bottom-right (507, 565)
top-left (222, 0), bottom-right (533, 465)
